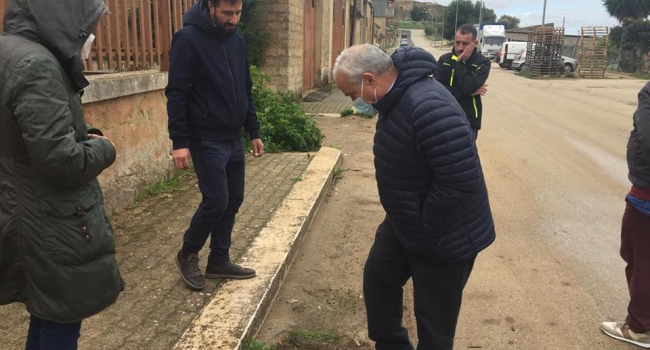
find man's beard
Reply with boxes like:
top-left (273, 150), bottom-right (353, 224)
top-left (211, 15), bottom-right (236, 33)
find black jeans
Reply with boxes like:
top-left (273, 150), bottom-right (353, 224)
top-left (364, 219), bottom-right (476, 350)
top-left (182, 138), bottom-right (245, 265)
top-left (25, 316), bottom-right (82, 350)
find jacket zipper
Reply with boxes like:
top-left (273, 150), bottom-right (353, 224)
top-left (222, 45), bottom-right (239, 118)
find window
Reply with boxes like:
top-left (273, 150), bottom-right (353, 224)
top-left (484, 37), bottom-right (506, 46)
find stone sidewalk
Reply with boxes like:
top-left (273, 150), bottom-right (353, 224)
top-left (301, 84), bottom-right (352, 115)
top-left (0, 153), bottom-right (314, 350)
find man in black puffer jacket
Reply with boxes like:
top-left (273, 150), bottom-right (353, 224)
top-left (334, 45), bottom-right (495, 350)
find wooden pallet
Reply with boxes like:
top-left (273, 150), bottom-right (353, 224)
top-left (525, 27), bottom-right (565, 77)
top-left (579, 27), bottom-right (609, 78)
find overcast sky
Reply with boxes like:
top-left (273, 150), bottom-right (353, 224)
top-left (417, 0), bottom-right (619, 36)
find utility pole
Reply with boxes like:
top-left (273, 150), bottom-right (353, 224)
top-left (542, 0), bottom-right (547, 26)
top-left (479, 1), bottom-right (484, 26)
top-left (562, 16), bottom-right (566, 28)
top-left (442, 5), bottom-right (446, 47)
top-left (455, 0), bottom-right (459, 33)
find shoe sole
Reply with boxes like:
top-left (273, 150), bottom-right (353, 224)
top-left (175, 255), bottom-right (206, 291)
top-left (205, 272), bottom-right (257, 280)
top-left (601, 327), bottom-right (650, 349)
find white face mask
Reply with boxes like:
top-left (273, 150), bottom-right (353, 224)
top-left (81, 34), bottom-right (96, 60)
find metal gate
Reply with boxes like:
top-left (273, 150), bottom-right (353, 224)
top-left (331, 0), bottom-right (346, 77)
top-left (302, 0), bottom-right (316, 91)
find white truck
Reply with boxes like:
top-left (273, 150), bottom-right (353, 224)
top-left (477, 24), bottom-right (507, 59)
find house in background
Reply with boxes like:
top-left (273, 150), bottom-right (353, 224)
top-left (258, 0), bottom-right (377, 93)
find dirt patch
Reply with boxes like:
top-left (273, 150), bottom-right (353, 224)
top-left (256, 116), bottom-right (384, 347)
top-left (245, 329), bottom-right (366, 350)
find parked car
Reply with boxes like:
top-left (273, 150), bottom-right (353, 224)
top-left (511, 48), bottom-right (578, 73)
top-left (562, 56), bottom-right (578, 72)
top-left (400, 38), bottom-right (409, 47)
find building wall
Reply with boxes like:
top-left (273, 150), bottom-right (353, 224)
top-left (81, 72), bottom-right (173, 215)
top-left (375, 17), bottom-right (388, 49)
top-left (315, 0), bottom-right (333, 86)
top-left (258, 0), bottom-right (304, 92)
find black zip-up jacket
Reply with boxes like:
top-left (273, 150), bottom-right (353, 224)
top-left (628, 82), bottom-right (650, 189)
top-left (372, 47), bottom-right (495, 262)
top-left (166, 0), bottom-right (260, 150)
top-left (435, 48), bottom-right (491, 130)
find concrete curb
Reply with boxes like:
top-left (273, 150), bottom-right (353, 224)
top-left (173, 147), bottom-right (342, 350)
top-left (307, 113), bottom-right (341, 118)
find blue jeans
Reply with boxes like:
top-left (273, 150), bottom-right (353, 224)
top-left (182, 138), bottom-right (245, 265)
top-left (25, 316), bottom-right (82, 350)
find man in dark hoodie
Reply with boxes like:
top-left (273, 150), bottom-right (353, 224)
top-left (600, 82), bottom-right (650, 348)
top-left (435, 24), bottom-right (491, 140)
top-left (333, 44), bottom-right (495, 350)
top-left (166, 0), bottom-right (263, 291)
top-left (0, 0), bottom-right (123, 349)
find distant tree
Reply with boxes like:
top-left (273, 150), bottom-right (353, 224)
top-left (603, 0), bottom-right (650, 22)
top-left (497, 15), bottom-right (521, 29)
top-left (411, 6), bottom-right (428, 22)
top-left (443, 0), bottom-right (497, 39)
top-left (603, 0), bottom-right (650, 71)
top-left (474, 1), bottom-right (496, 23)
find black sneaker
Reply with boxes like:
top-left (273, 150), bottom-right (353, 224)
top-left (205, 261), bottom-right (256, 280)
top-left (176, 249), bottom-right (206, 290)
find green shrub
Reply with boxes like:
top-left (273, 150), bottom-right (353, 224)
top-left (340, 108), bottom-right (354, 117)
top-left (240, 0), bottom-right (269, 66)
top-left (249, 67), bottom-right (324, 153)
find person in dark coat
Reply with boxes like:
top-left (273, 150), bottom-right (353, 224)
top-left (0, 0), bottom-right (123, 348)
top-left (600, 82), bottom-right (650, 348)
top-left (435, 24), bottom-right (491, 140)
top-left (166, 0), bottom-right (263, 291)
top-left (333, 44), bottom-right (495, 350)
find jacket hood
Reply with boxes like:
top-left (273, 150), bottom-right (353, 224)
top-left (3, 0), bottom-right (108, 91)
top-left (183, 0), bottom-right (237, 39)
top-left (3, 0), bottom-right (107, 62)
top-left (374, 47), bottom-right (438, 114)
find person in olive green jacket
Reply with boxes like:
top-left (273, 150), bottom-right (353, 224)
top-left (0, 0), bottom-right (124, 348)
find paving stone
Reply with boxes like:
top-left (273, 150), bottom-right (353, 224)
top-left (301, 86), bottom-right (352, 114)
top-left (0, 153), bottom-right (311, 350)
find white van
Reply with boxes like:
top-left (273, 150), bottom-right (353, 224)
top-left (498, 41), bottom-right (527, 69)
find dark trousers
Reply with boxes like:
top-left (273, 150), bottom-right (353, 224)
top-left (25, 316), bottom-right (81, 350)
top-left (472, 128), bottom-right (479, 141)
top-left (182, 138), bottom-right (245, 265)
top-left (621, 202), bottom-right (650, 333)
top-left (364, 219), bottom-right (476, 350)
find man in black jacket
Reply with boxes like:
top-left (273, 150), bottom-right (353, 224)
top-left (600, 82), bottom-right (650, 348)
top-left (334, 44), bottom-right (495, 350)
top-left (166, 0), bottom-right (263, 291)
top-left (435, 24), bottom-right (491, 140)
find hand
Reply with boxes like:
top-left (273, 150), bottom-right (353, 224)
top-left (251, 138), bottom-right (264, 157)
top-left (172, 148), bottom-right (191, 169)
top-left (88, 133), bottom-right (115, 148)
top-left (458, 43), bottom-right (476, 62)
top-left (472, 84), bottom-right (488, 96)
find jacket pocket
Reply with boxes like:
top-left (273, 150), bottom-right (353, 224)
top-left (40, 186), bottom-right (115, 266)
top-left (416, 193), bottom-right (449, 243)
